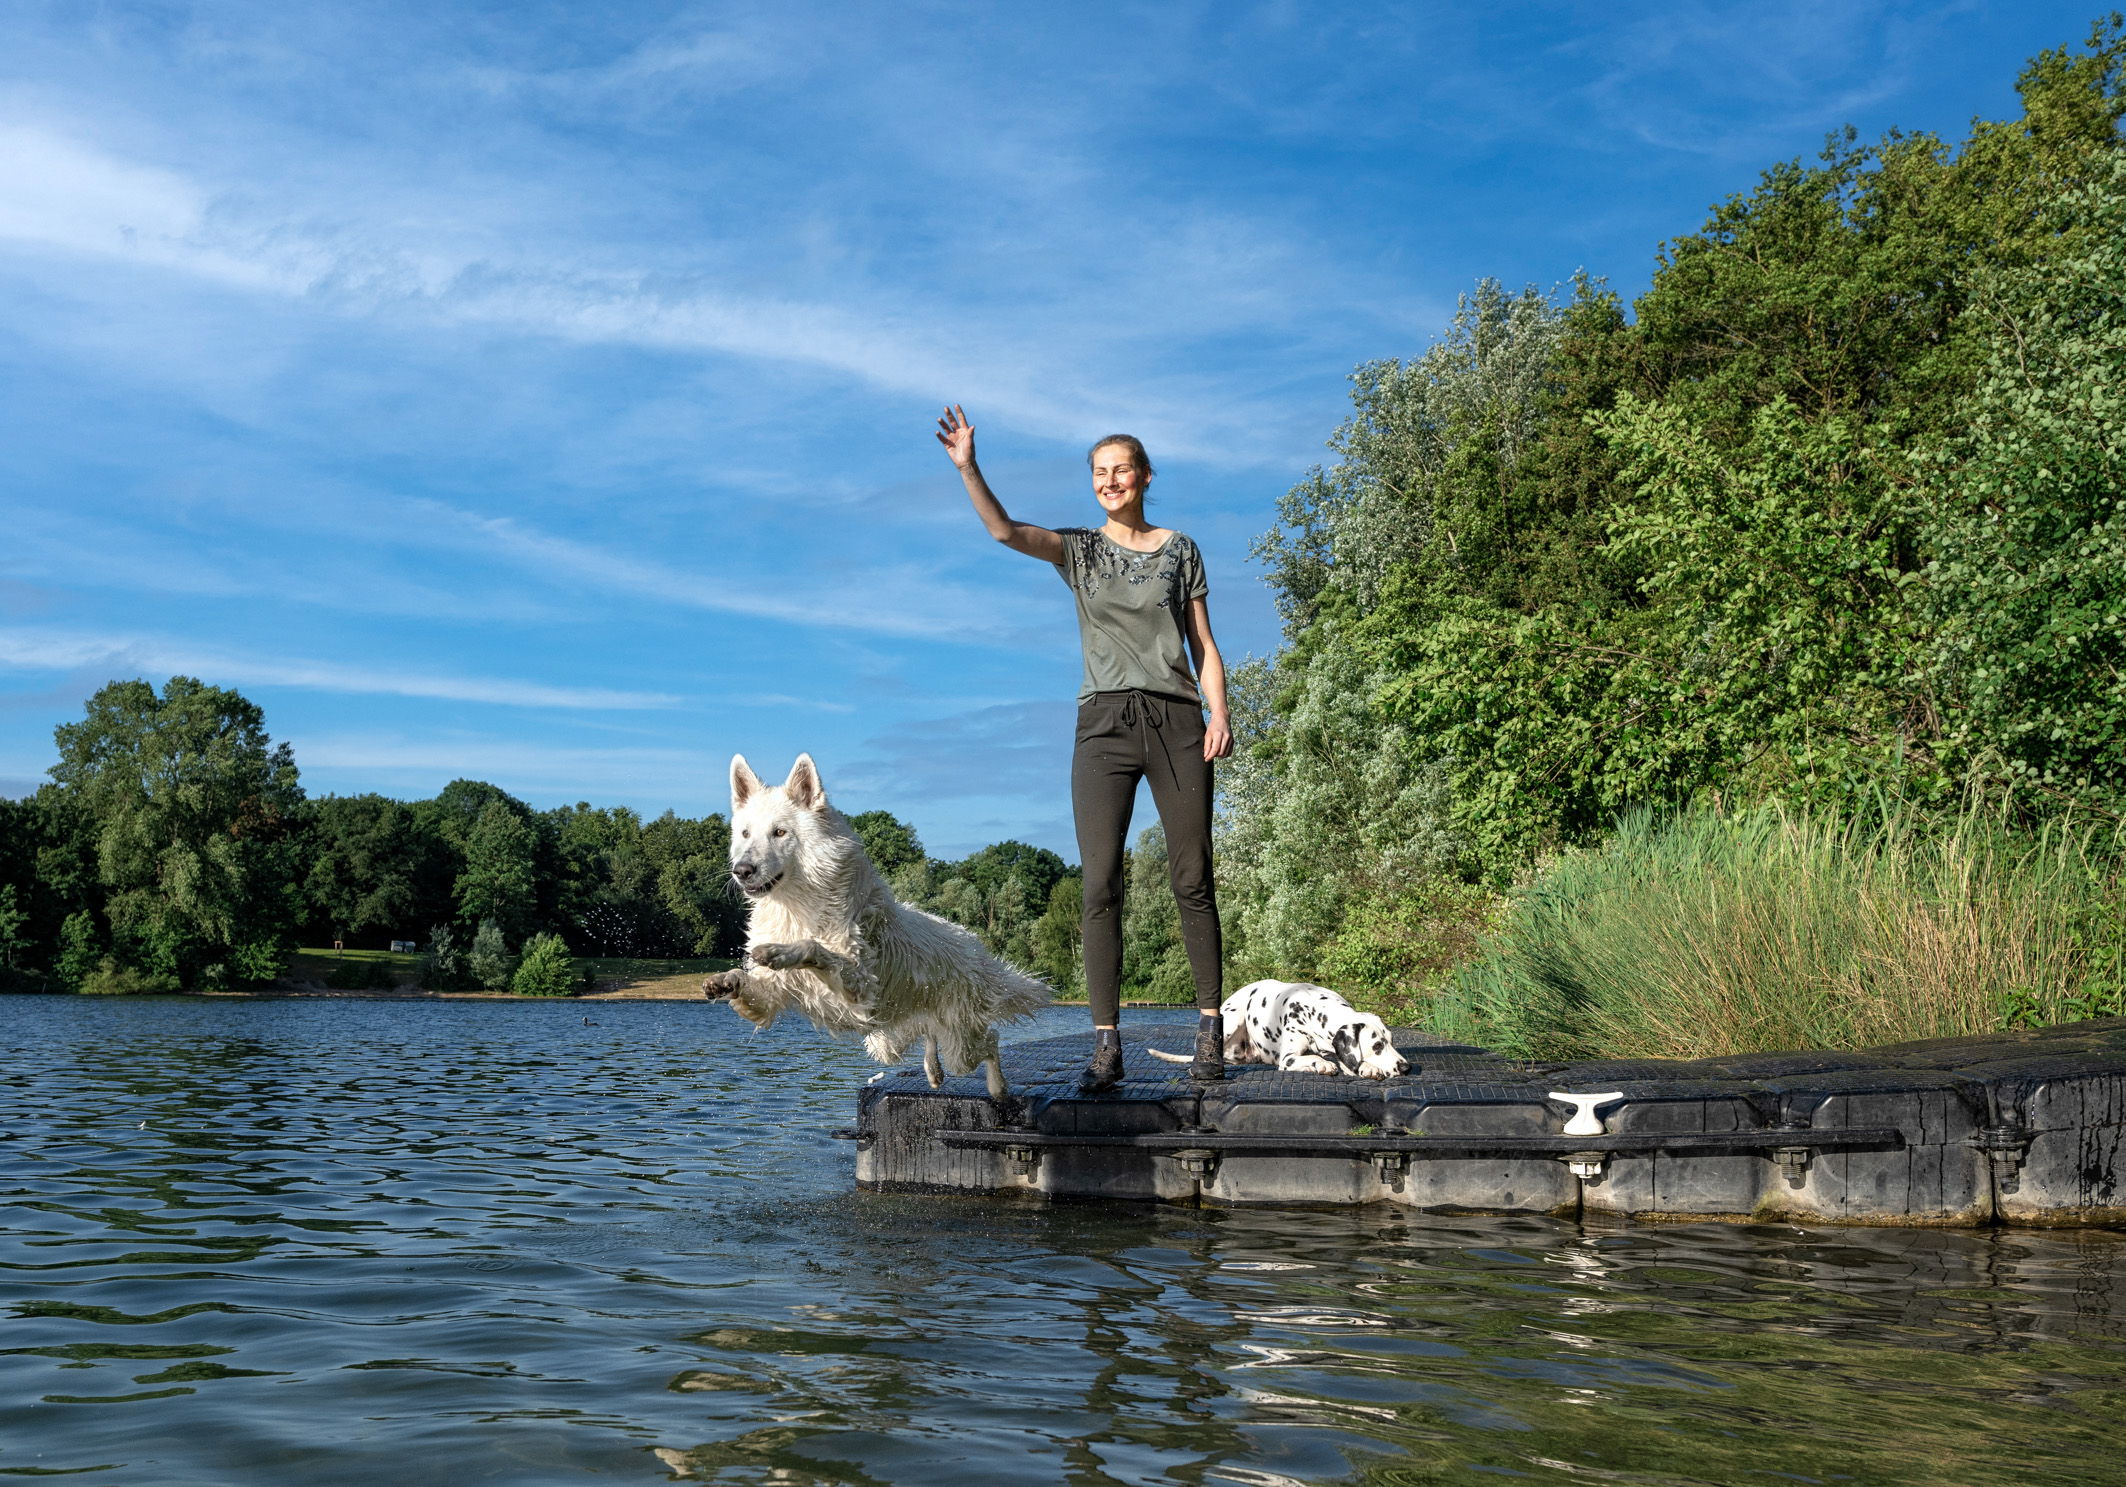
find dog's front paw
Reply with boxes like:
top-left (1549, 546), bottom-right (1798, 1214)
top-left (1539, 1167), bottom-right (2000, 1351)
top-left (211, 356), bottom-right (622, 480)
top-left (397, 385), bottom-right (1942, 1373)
top-left (748, 941), bottom-right (809, 972)
top-left (701, 969), bottom-right (747, 999)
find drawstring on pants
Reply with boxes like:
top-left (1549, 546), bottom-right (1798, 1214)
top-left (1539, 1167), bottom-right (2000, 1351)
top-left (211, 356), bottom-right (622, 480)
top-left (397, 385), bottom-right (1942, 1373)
top-left (1118, 688), bottom-right (1165, 730)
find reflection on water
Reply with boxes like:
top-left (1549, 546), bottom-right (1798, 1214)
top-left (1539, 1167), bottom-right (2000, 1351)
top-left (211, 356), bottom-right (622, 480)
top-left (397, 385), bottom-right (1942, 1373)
top-left (4, 996), bottom-right (2126, 1486)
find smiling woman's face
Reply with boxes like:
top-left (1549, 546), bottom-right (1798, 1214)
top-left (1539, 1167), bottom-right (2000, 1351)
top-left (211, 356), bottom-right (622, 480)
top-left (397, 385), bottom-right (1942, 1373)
top-left (1090, 443), bottom-right (1149, 515)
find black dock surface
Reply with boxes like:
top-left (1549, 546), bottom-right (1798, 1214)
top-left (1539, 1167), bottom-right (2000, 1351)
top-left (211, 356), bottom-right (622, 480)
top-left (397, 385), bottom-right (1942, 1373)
top-left (850, 1019), bottom-right (2126, 1226)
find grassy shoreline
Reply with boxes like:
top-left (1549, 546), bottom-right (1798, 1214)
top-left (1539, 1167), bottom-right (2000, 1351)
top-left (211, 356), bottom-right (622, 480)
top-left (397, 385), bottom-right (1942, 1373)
top-left (267, 951), bottom-right (1196, 1006)
top-left (1424, 802), bottom-right (2125, 1060)
top-left (279, 948), bottom-right (737, 999)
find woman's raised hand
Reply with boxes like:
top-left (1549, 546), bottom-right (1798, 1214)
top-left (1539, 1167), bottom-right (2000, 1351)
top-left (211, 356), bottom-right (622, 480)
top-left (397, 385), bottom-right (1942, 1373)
top-left (935, 405), bottom-right (976, 469)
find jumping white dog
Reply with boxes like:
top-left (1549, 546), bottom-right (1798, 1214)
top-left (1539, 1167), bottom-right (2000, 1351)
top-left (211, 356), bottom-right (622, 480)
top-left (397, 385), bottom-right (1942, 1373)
top-left (1149, 979), bottom-right (1409, 1079)
top-left (701, 754), bottom-right (1050, 1100)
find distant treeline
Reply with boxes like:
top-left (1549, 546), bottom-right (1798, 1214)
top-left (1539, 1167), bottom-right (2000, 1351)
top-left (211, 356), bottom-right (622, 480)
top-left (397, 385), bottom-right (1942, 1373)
top-left (0, 675), bottom-right (1196, 998)
top-left (0, 674), bottom-right (747, 993)
top-left (1216, 20), bottom-right (2126, 1047)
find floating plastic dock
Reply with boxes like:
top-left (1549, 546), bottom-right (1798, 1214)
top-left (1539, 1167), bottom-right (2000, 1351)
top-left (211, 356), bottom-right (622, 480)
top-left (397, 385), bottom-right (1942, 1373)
top-left (848, 1018), bottom-right (2126, 1226)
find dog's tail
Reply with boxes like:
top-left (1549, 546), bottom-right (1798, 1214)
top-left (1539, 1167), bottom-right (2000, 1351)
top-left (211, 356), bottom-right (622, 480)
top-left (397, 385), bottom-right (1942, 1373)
top-left (1144, 1047), bottom-right (1192, 1064)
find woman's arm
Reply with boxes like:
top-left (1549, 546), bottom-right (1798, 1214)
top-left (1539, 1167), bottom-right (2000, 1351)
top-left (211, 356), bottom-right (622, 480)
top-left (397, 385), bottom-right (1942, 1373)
top-left (1184, 596), bottom-right (1233, 761)
top-left (936, 405), bottom-right (1064, 563)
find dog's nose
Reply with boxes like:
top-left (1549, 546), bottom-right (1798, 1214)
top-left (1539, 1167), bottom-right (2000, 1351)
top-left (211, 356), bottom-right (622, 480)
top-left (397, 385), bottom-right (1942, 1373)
top-left (732, 862), bottom-right (757, 883)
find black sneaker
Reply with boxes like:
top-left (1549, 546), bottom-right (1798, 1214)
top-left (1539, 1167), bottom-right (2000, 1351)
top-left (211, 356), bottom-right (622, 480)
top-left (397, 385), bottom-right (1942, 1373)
top-left (1190, 1014), bottom-right (1227, 1082)
top-left (1080, 1028), bottom-right (1123, 1092)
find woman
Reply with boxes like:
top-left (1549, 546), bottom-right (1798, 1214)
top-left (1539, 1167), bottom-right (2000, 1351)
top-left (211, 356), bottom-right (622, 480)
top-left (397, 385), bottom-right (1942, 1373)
top-left (936, 405), bottom-right (1233, 1089)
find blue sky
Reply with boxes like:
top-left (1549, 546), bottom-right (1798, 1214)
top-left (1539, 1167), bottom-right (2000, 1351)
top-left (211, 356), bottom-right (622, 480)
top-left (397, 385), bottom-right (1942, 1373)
top-left (0, 0), bottom-right (2098, 858)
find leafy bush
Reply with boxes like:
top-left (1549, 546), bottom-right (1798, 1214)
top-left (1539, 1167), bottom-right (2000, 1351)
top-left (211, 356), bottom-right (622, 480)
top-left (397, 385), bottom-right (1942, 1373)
top-left (54, 911), bottom-right (100, 992)
top-left (1430, 800), bottom-right (2123, 1058)
top-left (511, 933), bottom-right (582, 997)
top-left (1218, 641), bottom-right (1465, 985)
top-left (1317, 878), bottom-right (1500, 1024)
top-left (419, 923), bottom-right (471, 990)
top-left (467, 919), bottom-right (516, 991)
top-left (0, 884), bottom-right (28, 982)
top-left (79, 956), bottom-right (179, 995)
top-left (228, 938), bottom-right (290, 986)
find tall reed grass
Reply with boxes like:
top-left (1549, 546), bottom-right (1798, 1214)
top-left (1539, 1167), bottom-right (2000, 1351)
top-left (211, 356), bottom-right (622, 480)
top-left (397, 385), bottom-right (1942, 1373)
top-left (1428, 800), bottom-right (2124, 1059)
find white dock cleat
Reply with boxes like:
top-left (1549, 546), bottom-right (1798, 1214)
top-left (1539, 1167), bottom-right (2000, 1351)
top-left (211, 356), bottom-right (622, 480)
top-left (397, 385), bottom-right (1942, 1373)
top-left (1549, 1091), bottom-right (1625, 1136)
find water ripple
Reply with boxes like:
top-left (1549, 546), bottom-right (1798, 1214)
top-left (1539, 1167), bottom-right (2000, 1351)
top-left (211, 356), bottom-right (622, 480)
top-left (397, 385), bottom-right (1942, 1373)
top-left (5, 997), bottom-right (2126, 1485)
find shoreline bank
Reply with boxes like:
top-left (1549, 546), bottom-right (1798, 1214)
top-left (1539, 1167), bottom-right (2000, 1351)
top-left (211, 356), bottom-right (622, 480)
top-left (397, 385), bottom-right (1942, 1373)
top-left (174, 983), bottom-right (1177, 1006)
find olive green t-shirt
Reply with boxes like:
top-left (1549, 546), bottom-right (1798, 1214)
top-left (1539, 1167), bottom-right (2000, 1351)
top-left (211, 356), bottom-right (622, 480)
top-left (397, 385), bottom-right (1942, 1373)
top-left (1052, 527), bottom-right (1208, 703)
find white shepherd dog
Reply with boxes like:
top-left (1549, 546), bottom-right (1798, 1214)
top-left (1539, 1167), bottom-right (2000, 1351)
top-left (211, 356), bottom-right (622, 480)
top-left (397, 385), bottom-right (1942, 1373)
top-left (701, 754), bottom-right (1051, 1100)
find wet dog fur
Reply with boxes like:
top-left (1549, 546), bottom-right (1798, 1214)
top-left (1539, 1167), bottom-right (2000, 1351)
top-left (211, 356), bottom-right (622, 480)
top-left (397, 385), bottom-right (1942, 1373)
top-left (701, 754), bottom-right (1050, 1099)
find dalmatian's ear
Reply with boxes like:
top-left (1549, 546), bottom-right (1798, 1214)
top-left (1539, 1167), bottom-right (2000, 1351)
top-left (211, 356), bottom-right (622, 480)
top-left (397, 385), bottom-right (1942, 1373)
top-left (1331, 1024), bottom-right (1361, 1075)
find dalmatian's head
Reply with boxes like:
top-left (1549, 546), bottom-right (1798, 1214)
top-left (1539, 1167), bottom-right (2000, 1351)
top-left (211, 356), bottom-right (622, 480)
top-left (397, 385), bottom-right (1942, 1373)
top-left (1333, 1013), bottom-right (1409, 1079)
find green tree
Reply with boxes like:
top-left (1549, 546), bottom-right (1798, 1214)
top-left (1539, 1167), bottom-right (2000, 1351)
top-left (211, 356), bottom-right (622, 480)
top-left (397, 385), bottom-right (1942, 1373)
top-left (851, 810), bottom-right (924, 876)
top-left (545, 801), bottom-right (653, 954)
top-left (49, 677), bottom-right (301, 989)
top-left (301, 794), bottom-right (448, 945)
top-left (455, 799), bottom-right (537, 941)
top-left (1259, 20), bottom-right (2126, 874)
top-left (1120, 824), bottom-right (1191, 1002)
top-left (639, 810), bottom-right (739, 955)
top-left (1029, 874), bottom-right (1084, 997)
top-left (420, 922), bottom-right (472, 991)
top-left (1219, 637), bottom-right (1462, 982)
top-left (0, 883), bottom-right (29, 984)
top-left (1922, 153), bottom-right (2126, 811)
top-left (54, 910), bottom-right (100, 991)
top-left (893, 839), bottom-right (1069, 967)
top-left (423, 778), bottom-right (528, 850)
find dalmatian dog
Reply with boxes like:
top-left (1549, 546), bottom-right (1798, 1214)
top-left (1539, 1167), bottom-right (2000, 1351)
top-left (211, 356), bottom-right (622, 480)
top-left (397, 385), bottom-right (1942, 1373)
top-left (1148, 979), bottom-right (1410, 1078)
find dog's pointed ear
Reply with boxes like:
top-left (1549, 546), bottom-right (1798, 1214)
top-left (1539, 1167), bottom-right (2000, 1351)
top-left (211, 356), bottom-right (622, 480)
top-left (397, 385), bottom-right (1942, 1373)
top-left (731, 755), bottom-right (765, 810)
top-left (785, 753), bottom-right (826, 812)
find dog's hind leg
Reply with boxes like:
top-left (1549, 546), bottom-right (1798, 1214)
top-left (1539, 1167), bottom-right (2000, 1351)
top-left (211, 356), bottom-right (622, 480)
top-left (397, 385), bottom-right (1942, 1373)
top-left (974, 1028), bottom-right (1021, 1124)
top-left (923, 1035), bottom-right (944, 1089)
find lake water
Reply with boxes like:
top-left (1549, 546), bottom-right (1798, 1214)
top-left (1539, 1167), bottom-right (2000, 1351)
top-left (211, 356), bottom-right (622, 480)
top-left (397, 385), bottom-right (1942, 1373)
top-left (5, 996), bottom-right (2126, 1486)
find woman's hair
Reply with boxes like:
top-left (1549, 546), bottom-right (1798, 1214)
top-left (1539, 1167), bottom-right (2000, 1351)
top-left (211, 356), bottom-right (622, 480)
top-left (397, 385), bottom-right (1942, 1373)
top-left (1086, 434), bottom-right (1155, 482)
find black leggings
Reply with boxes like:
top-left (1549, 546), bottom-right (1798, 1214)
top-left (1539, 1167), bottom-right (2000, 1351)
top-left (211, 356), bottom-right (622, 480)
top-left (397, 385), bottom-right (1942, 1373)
top-left (1072, 689), bottom-right (1223, 1025)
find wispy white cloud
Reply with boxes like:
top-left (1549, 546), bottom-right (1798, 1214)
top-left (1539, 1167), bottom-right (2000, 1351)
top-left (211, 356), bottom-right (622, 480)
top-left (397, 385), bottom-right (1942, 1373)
top-left (0, 628), bottom-right (677, 710)
top-left (294, 732), bottom-right (724, 809)
top-left (299, 734), bottom-right (696, 774)
top-left (1569, 0), bottom-right (1943, 160)
top-left (425, 503), bottom-right (1055, 644)
top-left (0, 107), bottom-right (1398, 466)
top-left (0, 123), bottom-right (205, 257)
top-left (841, 699), bottom-right (1077, 806)
top-left (0, 502), bottom-right (560, 624)
top-left (0, 469), bottom-right (1057, 646)
top-left (739, 694), bottom-right (855, 713)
